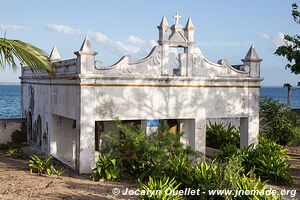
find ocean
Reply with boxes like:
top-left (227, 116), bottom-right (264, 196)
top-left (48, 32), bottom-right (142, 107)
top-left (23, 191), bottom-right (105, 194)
top-left (0, 85), bottom-right (298, 119)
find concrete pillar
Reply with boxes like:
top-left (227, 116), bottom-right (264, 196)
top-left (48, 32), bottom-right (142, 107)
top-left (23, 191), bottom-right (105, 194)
top-left (195, 118), bottom-right (206, 155)
top-left (240, 116), bottom-right (259, 148)
top-left (179, 119), bottom-right (193, 147)
top-left (161, 45), bottom-right (173, 76)
top-left (240, 88), bottom-right (259, 148)
top-left (179, 118), bottom-right (206, 155)
top-left (74, 37), bottom-right (97, 75)
top-left (186, 46), bottom-right (194, 76)
top-left (78, 86), bottom-right (95, 174)
top-left (179, 53), bottom-right (187, 76)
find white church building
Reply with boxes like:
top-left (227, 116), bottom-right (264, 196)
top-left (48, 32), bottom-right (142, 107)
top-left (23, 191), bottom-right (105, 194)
top-left (21, 13), bottom-right (263, 174)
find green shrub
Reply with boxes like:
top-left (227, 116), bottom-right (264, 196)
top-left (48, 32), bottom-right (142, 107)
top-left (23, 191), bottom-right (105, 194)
top-left (216, 136), bottom-right (292, 185)
top-left (260, 98), bottom-right (299, 146)
top-left (216, 144), bottom-right (240, 162)
top-left (234, 174), bottom-right (281, 200)
top-left (252, 136), bottom-right (292, 184)
top-left (29, 155), bottom-right (64, 176)
top-left (184, 158), bottom-right (243, 199)
top-left (140, 176), bottom-right (183, 200)
top-left (103, 120), bottom-right (194, 181)
top-left (206, 122), bottom-right (240, 149)
top-left (290, 126), bottom-right (300, 146)
top-left (52, 167), bottom-right (65, 177)
top-left (29, 155), bottom-right (54, 175)
top-left (91, 154), bottom-right (121, 181)
top-left (164, 152), bottom-right (193, 189)
top-left (0, 142), bottom-right (25, 158)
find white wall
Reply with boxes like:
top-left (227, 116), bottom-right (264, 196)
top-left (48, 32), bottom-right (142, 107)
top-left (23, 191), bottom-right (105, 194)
top-left (51, 114), bottom-right (77, 168)
top-left (0, 119), bottom-right (25, 144)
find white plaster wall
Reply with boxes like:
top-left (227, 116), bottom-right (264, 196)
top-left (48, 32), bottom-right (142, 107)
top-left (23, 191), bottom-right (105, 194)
top-left (0, 119), bottom-right (23, 144)
top-left (51, 85), bottom-right (80, 120)
top-left (21, 82), bottom-right (80, 155)
top-left (94, 84), bottom-right (251, 121)
top-left (51, 114), bottom-right (76, 168)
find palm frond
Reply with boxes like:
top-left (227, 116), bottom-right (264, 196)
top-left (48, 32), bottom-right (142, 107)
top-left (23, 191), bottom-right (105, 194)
top-left (0, 38), bottom-right (53, 73)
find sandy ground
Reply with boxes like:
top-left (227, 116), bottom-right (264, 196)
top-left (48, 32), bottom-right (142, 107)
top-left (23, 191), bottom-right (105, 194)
top-left (1, 148), bottom-right (300, 200)
top-left (0, 152), bottom-right (139, 200)
top-left (287, 147), bottom-right (300, 191)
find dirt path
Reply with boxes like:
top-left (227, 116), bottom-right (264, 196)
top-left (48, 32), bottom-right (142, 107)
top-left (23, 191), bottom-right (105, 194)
top-left (288, 147), bottom-right (300, 191)
top-left (0, 153), bottom-right (138, 200)
top-left (267, 147), bottom-right (300, 200)
top-left (1, 148), bottom-right (300, 200)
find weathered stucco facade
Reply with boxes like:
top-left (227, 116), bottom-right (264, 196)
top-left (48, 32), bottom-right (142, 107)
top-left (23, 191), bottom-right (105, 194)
top-left (21, 13), bottom-right (263, 173)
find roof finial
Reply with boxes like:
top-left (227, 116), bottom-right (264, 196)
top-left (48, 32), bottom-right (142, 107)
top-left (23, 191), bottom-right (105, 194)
top-left (49, 46), bottom-right (61, 62)
top-left (158, 16), bottom-right (169, 28)
top-left (185, 17), bottom-right (195, 29)
top-left (173, 12), bottom-right (182, 25)
top-left (79, 36), bottom-right (95, 52)
top-left (242, 44), bottom-right (262, 62)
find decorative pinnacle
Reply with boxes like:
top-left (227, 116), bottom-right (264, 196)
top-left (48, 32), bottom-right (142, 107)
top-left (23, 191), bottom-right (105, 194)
top-left (173, 12), bottom-right (182, 25)
top-left (75, 36), bottom-right (97, 56)
top-left (79, 36), bottom-right (94, 52)
top-left (158, 16), bottom-right (169, 28)
top-left (242, 45), bottom-right (262, 62)
top-left (49, 46), bottom-right (61, 62)
top-left (184, 17), bottom-right (195, 30)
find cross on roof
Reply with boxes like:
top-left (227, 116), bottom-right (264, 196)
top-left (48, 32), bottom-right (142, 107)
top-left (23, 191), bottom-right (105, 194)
top-left (173, 12), bottom-right (182, 25)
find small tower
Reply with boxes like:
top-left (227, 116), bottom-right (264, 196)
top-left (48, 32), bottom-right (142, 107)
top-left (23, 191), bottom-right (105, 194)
top-left (184, 18), bottom-right (195, 44)
top-left (157, 16), bottom-right (169, 44)
top-left (242, 45), bottom-right (262, 77)
top-left (49, 46), bottom-right (62, 62)
top-left (74, 36), bottom-right (97, 74)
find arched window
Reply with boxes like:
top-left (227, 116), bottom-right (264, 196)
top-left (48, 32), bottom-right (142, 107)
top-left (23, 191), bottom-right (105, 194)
top-left (27, 112), bottom-right (33, 143)
top-left (36, 115), bottom-right (42, 147)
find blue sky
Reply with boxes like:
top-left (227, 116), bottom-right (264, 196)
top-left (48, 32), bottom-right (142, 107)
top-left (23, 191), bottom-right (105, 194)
top-left (0, 0), bottom-right (299, 86)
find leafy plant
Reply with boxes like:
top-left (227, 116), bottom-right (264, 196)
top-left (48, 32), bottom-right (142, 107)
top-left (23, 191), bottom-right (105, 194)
top-left (206, 122), bottom-right (240, 149)
top-left (251, 136), bottom-right (292, 184)
top-left (29, 155), bottom-right (54, 175)
top-left (164, 152), bottom-right (193, 189)
top-left (184, 158), bottom-right (243, 200)
top-left (52, 167), bottom-right (65, 176)
top-left (234, 173), bottom-right (281, 200)
top-left (0, 142), bottom-right (25, 158)
top-left (91, 154), bottom-right (121, 181)
top-left (260, 97), bottom-right (299, 146)
top-left (103, 120), bottom-right (194, 181)
top-left (216, 144), bottom-right (240, 162)
top-left (6, 145), bottom-right (24, 158)
top-left (0, 37), bottom-right (53, 72)
top-left (216, 136), bottom-right (292, 185)
top-left (140, 176), bottom-right (183, 200)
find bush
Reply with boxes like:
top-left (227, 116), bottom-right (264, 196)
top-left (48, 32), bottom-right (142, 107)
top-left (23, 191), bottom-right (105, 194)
top-left (184, 158), bottom-right (243, 199)
top-left (206, 122), bottom-right (240, 149)
top-left (251, 136), bottom-right (292, 184)
top-left (233, 174), bottom-right (281, 200)
top-left (29, 155), bottom-right (64, 176)
top-left (216, 136), bottom-right (292, 185)
top-left (163, 152), bottom-right (195, 191)
top-left (140, 176), bottom-right (183, 200)
top-left (103, 120), bottom-right (194, 181)
top-left (91, 154), bottom-right (121, 181)
top-left (215, 144), bottom-right (240, 162)
top-left (260, 98), bottom-right (299, 146)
